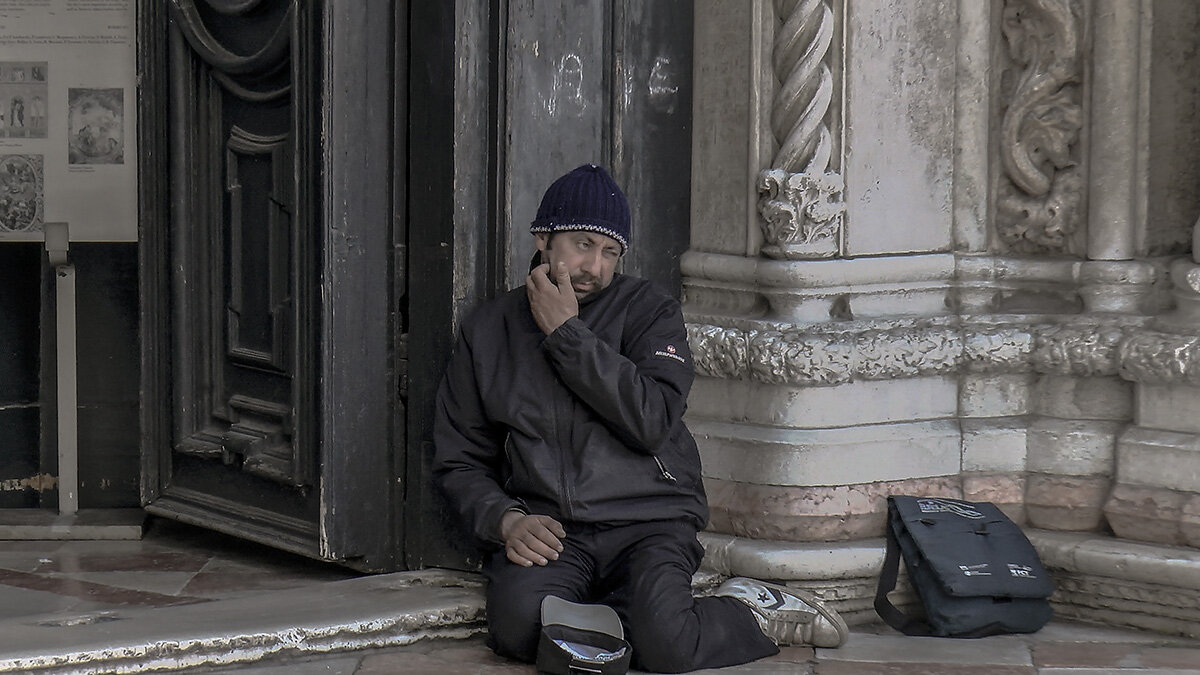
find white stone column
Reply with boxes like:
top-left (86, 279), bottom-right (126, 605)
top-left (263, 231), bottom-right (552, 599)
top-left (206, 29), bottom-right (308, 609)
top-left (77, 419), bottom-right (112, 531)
top-left (1080, 0), bottom-right (1157, 313)
top-left (1100, 0), bottom-right (1200, 550)
top-left (1108, 260), bottom-right (1200, 548)
top-left (952, 0), bottom-right (993, 254)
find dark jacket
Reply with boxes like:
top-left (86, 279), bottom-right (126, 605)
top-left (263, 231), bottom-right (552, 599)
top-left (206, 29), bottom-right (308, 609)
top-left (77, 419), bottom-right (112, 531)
top-left (432, 273), bottom-right (709, 546)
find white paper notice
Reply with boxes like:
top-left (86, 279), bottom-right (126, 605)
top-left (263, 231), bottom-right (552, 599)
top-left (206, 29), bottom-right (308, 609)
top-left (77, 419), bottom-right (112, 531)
top-left (0, 0), bottom-right (136, 241)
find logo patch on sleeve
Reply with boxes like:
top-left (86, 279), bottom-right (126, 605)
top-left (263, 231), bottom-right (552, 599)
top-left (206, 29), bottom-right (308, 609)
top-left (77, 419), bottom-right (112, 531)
top-left (653, 343), bottom-right (687, 364)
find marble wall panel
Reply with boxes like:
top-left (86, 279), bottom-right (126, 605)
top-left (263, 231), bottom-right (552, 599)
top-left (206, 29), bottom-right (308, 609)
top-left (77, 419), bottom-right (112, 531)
top-left (959, 373), bottom-right (1036, 418)
top-left (1026, 418), bottom-right (1121, 476)
top-left (687, 376), bottom-right (958, 429)
top-left (703, 474), bottom-right (961, 542)
top-left (693, 419), bottom-right (960, 486)
top-left (1137, 384), bottom-right (1200, 435)
top-left (1105, 484), bottom-right (1191, 547)
top-left (1033, 375), bottom-right (1133, 421)
top-left (961, 419), bottom-right (1028, 474)
top-left (1026, 473), bottom-right (1112, 531)
top-left (1116, 426), bottom-right (1200, 493)
top-left (842, 0), bottom-right (956, 255)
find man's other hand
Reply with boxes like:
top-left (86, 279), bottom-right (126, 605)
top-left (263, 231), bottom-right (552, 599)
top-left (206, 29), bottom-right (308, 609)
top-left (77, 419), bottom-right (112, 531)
top-left (499, 510), bottom-right (566, 567)
top-left (527, 262), bottom-right (578, 335)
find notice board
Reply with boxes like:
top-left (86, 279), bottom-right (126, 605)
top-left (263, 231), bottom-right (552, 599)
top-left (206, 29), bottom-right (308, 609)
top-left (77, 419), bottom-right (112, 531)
top-left (0, 0), bottom-right (136, 242)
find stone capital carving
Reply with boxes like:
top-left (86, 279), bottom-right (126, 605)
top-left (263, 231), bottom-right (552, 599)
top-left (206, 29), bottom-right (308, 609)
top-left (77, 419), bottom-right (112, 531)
top-left (758, 169), bottom-right (844, 260)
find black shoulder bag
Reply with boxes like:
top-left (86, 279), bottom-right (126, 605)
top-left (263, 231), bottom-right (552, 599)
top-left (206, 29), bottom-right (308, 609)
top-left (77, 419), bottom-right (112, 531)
top-left (874, 496), bottom-right (1054, 637)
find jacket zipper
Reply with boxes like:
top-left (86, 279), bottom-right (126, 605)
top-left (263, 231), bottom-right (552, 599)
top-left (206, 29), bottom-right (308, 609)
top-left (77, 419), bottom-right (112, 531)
top-left (553, 387), bottom-right (575, 520)
top-left (653, 456), bottom-right (677, 482)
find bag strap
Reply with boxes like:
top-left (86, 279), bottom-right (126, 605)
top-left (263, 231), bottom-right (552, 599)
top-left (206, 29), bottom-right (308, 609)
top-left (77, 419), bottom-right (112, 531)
top-left (873, 506), bottom-right (933, 636)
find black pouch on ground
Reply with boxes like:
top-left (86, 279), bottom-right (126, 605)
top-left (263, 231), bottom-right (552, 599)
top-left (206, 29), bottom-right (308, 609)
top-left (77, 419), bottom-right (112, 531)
top-left (874, 495), bottom-right (1055, 638)
top-left (537, 595), bottom-right (632, 675)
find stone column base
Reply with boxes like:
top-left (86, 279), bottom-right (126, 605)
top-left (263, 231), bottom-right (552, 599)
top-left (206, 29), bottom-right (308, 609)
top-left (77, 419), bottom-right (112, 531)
top-left (700, 530), bottom-right (1200, 637)
top-left (697, 532), bottom-right (909, 626)
top-left (1030, 530), bottom-right (1200, 639)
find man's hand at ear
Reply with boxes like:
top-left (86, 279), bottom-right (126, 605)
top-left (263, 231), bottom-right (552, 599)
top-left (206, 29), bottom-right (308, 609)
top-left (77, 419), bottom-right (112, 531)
top-left (527, 261), bottom-right (579, 335)
top-left (499, 510), bottom-right (566, 567)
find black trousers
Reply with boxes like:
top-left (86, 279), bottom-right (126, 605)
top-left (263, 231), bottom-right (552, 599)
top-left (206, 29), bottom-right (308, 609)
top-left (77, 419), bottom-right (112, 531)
top-left (482, 519), bottom-right (778, 673)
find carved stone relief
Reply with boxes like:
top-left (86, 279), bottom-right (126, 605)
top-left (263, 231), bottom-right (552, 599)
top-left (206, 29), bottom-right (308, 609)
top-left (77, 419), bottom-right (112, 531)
top-left (757, 0), bottom-right (844, 259)
top-left (686, 323), bottom-right (751, 381)
top-left (686, 315), bottom-right (1184, 386)
top-left (996, 0), bottom-right (1086, 255)
top-left (1119, 331), bottom-right (1200, 386)
top-left (1032, 322), bottom-right (1128, 377)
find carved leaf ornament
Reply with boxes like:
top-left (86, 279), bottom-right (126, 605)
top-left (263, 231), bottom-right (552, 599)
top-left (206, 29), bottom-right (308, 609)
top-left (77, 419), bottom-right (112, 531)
top-left (997, 0), bottom-right (1085, 255)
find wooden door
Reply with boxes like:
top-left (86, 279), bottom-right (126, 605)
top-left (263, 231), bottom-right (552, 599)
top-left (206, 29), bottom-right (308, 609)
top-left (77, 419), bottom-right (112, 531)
top-left (139, 0), bottom-right (399, 571)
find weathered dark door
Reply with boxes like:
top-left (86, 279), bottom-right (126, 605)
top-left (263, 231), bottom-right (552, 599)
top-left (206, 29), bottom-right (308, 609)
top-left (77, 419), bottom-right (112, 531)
top-left (139, 0), bottom-right (399, 571)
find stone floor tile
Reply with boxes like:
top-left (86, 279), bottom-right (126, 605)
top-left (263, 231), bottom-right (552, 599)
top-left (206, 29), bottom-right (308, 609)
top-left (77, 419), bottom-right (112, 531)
top-left (1035, 639), bottom-right (1200, 670)
top-left (1139, 646), bottom-right (1200, 669)
top-left (815, 633), bottom-right (1032, 666)
top-left (34, 549), bottom-right (209, 573)
top-left (196, 654), bottom-right (363, 674)
top-left (356, 650), bottom-right (532, 674)
top-left (0, 551), bottom-right (59, 573)
top-left (180, 570), bottom-right (352, 598)
top-left (1039, 670), bottom-right (1200, 675)
top-left (30, 539), bottom-right (152, 556)
top-left (690, 661), bottom-right (811, 673)
top-left (1030, 620), bottom-right (1200, 646)
top-left (0, 584), bottom-right (111, 621)
top-left (763, 645), bottom-right (816, 663)
top-left (54, 570), bottom-right (197, 596)
top-left (0, 541), bottom-right (65, 553)
top-left (0, 567), bottom-right (202, 607)
top-left (1033, 642), bottom-right (1144, 668)
top-left (816, 664), bottom-right (1033, 675)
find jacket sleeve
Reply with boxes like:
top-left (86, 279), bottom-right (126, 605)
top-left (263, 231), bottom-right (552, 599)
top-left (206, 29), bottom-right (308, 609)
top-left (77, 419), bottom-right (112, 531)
top-left (540, 293), bottom-right (693, 454)
top-left (432, 327), bottom-right (524, 546)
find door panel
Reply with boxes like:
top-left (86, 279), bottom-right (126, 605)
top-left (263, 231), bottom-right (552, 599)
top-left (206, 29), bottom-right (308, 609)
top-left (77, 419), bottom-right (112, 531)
top-left (140, 0), bottom-right (398, 569)
top-left (142, 0), bottom-right (321, 556)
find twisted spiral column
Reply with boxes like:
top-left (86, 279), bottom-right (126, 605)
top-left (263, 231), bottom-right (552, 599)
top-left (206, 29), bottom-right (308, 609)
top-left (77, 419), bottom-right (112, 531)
top-left (758, 0), bottom-right (844, 260)
top-left (771, 0), bottom-right (835, 173)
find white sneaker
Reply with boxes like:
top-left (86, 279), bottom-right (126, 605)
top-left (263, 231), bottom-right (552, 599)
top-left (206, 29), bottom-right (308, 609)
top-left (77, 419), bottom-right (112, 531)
top-left (715, 577), bottom-right (849, 648)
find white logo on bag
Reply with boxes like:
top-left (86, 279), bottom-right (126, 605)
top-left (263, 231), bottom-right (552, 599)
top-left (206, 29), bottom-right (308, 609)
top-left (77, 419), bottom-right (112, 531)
top-left (1007, 564), bottom-right (1037, 579)
top-left (958, 564), bottom-right (992, 577)
top-left (917, 498), bottom-right (985, 519)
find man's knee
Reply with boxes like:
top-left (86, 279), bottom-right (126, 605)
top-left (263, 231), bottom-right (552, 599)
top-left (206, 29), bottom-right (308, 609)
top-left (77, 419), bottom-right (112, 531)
top-left (485, 583), bottom-right (544, 662)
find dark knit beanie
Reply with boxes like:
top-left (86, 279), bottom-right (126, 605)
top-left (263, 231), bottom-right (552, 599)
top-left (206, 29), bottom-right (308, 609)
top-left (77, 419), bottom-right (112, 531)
top-left (530, 164), bottom-right (630, 254)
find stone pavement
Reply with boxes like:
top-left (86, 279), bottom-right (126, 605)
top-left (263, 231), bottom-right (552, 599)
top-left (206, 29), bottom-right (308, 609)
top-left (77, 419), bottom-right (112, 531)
top-left (2, 517), bottom-right (1199, 674)
top-left (187, 621), bottom-right (1200, 675)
